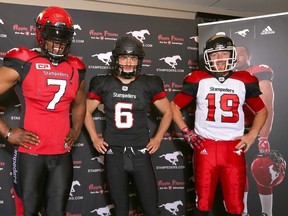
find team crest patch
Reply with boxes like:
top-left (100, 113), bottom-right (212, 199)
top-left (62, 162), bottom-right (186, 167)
top-left (218, 76), bottom-right (225, 82)
top-left (122, 86), bottom-right (128, 91)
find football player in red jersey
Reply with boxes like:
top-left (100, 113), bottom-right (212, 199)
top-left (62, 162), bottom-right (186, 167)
top-left (85, 35), bottom-right (172, 216)
top-left (170, 34), bottom-right (268, 216)
top-left (0, 6), bottom-right (86, 215)
top-left (235, 45), bottom-right (275, 216)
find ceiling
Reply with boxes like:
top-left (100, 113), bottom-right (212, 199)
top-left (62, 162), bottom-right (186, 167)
top-left (1, 0), bottom-right (288, 19)
top-left (85, 0), bottom-right (288, 18)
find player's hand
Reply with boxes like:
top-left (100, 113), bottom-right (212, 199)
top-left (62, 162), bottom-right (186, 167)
top-left (258, 137), bottom-right (270, 154)
top-left (65, 128), bottom-right (81, 149)
top-left (92, 137), bottom-right (109, 154)
top-left (7, 128), bottom-right (39, 149)
top-left (181, 127), bottom-right (204, 149)
top-left (146, 137), bottom-right (161, 154)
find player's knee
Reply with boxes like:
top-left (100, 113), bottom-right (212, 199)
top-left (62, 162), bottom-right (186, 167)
top-left (224, 200), bottom-right (244, 215)
top-left (196, 200), bottom-right (213, 212)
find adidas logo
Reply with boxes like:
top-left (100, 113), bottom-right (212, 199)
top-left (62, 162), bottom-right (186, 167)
top-left (200, 149), bottom-right (208, 155)
top-left (106, 149), bottom-right (113, 154)
top-left (260, 26), bottom-right (275, 35)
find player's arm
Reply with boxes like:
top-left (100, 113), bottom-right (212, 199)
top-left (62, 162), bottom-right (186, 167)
top-left (236, 97), bottom-right (268, 152)
top-left (0, 66), bottom-right (39, 147)
top-left (0, 66), bottom-right (19, 137)
top-left (65, 80), bottom-right (86, 147)
top-left (84, 98), bottom-right (108, 154)
top-left (170, 92), bottom-right (193, 130)
top-left (171, 93), bottom-right (203, 149)
top-left (258, 80), bottom-right (274, 137)
top-left (147, 97), bottom-right (172, 154)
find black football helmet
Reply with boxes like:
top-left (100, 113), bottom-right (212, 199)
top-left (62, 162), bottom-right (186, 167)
top-left (203, 34), bottom-right (237, 73)
top-left (111, 35), bottom-right (145, 79)
top-left (35, 6), bottom-right (74, 65)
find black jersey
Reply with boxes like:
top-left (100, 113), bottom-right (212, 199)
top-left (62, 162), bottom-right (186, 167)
top-left (88, 74), bottom-right (166, 147)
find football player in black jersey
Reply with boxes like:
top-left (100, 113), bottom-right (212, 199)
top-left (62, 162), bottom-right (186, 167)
top-left (85, 35), bottom-right (172, 216)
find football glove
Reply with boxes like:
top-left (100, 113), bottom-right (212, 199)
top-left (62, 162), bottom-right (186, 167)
top-left (258, 137), bottom-right (270, 154)
top-left (181, 127), bottom-right (204, 149)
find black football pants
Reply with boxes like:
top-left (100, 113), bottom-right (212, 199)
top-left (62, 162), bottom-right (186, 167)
top-left (13, 150), bottom-right (73, 216)
top-left (105, 146), bottom-right (161, 216)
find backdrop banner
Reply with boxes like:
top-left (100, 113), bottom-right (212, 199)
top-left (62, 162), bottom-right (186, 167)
top-left (198, 12), bottom-right (288, 216)
top-left (0, 2), bottom-right (198, 216)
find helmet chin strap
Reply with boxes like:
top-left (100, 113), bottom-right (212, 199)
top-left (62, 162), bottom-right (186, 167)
top-left (118, 66), bottom-right (137, 79)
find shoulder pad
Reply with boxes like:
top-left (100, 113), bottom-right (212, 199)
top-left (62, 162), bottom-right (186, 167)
top-left (247, 64), bottom-right (273, 74)
top-left (184, 70), bottom-right (210, 82)
top-left (5, 46), bottom-right (37, 61)
top-left (68, 56), bottom-right (86, 70)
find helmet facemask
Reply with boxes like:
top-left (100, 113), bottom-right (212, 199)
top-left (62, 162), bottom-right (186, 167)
top-left (35, 6), bottom-right (74, 66)
top-left (117, 55), bottom-right (142, 79)
top-left (204, 46), bottom-right (237, 73)
top-left (203, 35), bottom-right (237, 73)
top-left (37, 23), bottom-right (74, 65)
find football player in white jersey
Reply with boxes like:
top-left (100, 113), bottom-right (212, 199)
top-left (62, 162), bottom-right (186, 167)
top-left (170, 34), bottom-right (268, 216)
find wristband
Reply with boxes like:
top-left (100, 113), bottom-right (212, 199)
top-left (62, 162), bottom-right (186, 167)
top-left (5, 128), bottom-right (12, 140)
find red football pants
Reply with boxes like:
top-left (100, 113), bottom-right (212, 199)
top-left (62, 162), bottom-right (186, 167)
top-left (193, 139), bottom-right (246, 215)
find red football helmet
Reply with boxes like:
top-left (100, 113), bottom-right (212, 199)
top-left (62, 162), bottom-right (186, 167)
top-left (251, 150), bottom-right (286, 188)
top-left (35, 6), bottom-right (74, 64)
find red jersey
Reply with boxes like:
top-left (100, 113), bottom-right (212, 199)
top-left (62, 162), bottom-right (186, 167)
top-left (245, 64), bottom-right (274, 82)
top-left (3, 47), bottom-right (85, 154)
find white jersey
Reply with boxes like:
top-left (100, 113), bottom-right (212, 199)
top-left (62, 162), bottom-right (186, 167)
top-left (178, 70), bottom-right (262, 140)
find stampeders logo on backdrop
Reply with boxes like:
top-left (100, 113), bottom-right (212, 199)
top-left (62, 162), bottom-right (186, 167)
top-left (72, 23), bottom-right (84, 44)
top-left (88, 155), bottom-right (105, 173)
top-left (159, 200), bottom-right (184, 215)
top-left (158, 34), bottom-right (184, 45)
top-left (89, 51), bottom-right (112, 70)
top-left (158, 179), bottom-right (185, 191)
top-left (164, 81), bottom-right (182, 92)
top-left (12, 24), bottom-right (35, 37)
top-left (126, 29), bottom-right (153, 48)
top-left (88, 182), bottom-right (109, 194)
top-left (157, 54), bottom-right (185, 73)
top-left (187, 36), bottom-right (198, 51)
top-left (235, 28), bottom-right (250, 37)
top-left (156, 151), bottom-right (185, 170)
top-left (90, 204), bottom-right (114, 215)
top-left (89, 29), bottom-right (119, 41)
top-left (0, 18), bottom-right (7, 39)
top-left (69, 180), bottom-right (84, 201)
